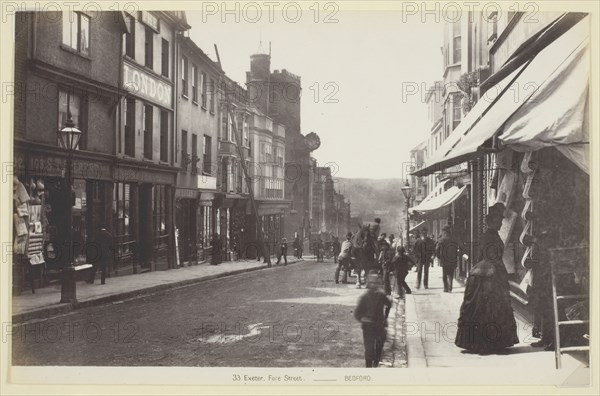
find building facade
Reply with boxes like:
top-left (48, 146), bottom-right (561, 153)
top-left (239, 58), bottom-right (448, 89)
top-left (13, 10), bottom-right (129, 292)
top-left (175, 36), bottom-right (222, 265)
top-left (117, 11), bottom-right (190, 273)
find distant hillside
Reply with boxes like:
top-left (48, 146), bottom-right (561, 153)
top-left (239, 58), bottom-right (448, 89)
top-left (335, 177), bottom-right (407, 236)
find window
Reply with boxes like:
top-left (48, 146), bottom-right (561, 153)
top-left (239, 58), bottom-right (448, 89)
top-left (124, 98), bottom-right (135, 156)
top-left (58, 89), bottom-right (83, 150)
top-left (243, 114), bottom-right (249, 147)
top-left (452, 95), bottom-right (462, 130)
top-left (181, 130), bottom-right (188, 171)
top-left (228, 112), bottom-right (235, 142)
top-left (452, 21), bottom-right (461, 64)
top-left (124, 16), bottom-right (135, 58)
top-left (62, 11), bottom-right (89, 55)
top-left (192, 65), bottom-right (198, 102)
top-left (161, 39), bottom-right (169, 77)
top-left (220, 104), bottom-right (228, 140)
top-left (143, 104), bottom-right (153, 159)
top-left (191, 133), bottom-right (198, 174)
top-left (145, 27), bottom-right (154, 69)
top-left (201, 72), bottom-right (207, 107)
top-left (203, 135), bottom-right (212, 174)
top-left (181, 56), bottom-right (188, 97)
top-left (160, 110), bottom-right (168, 162)
top-left (209, 78), bottom-right (215, 112)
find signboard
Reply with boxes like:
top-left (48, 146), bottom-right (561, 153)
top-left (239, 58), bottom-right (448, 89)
top-left (140, 11), bottom-right (159, 31)
top-left (123, 61), bottom-right (173, 109)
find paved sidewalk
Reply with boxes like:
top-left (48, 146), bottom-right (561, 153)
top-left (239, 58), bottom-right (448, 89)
top-left (402, 265), bottom-right (588, 380)
top-left (12, 256), bottom-right (311, 324)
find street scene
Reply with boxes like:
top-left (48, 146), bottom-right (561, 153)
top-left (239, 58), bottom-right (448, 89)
top-left (4, 1), bottom-right (594, 391)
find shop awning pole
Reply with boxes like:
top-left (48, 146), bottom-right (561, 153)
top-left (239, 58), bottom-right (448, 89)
top-left (226, 100), bottom-right (271, 267)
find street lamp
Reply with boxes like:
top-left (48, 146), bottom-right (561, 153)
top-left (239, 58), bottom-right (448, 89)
top-left (57, 114), bottom-right (82, 304)
top-left (401, 179), bottom-right (413, 250)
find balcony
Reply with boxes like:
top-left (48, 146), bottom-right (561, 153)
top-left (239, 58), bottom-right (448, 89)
top-left (191, 155), bottom-right (200, 175)
top-left (180, 151), bottom-right (191, 172)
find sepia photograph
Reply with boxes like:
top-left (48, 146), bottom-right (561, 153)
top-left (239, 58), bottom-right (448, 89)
top-left (0, 0), bottom-right (597, 394)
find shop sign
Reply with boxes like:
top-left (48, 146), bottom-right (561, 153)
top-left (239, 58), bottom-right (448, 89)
top-left (140, 11), bottom-right (159, 31)
top-left (198, 175), bottom-right (217, 190)
top-left (123, 61), bottom-right (172, 109)
top-left (114, 164), bottom-right (175, 185)
top-left (13, 152), bottom-right (111, 180)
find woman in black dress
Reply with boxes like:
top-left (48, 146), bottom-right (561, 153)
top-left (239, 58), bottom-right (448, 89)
top-left (455, 207), bottom-right (519, 353)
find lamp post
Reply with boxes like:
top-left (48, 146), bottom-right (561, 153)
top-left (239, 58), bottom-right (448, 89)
top-left (57, 114), bottom-right (82, 304)
top-left (401, 179), bottom-right (413, 250)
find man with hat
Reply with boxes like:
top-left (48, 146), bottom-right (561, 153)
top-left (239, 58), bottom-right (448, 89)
top-left (435, 225), bottom-right (460, 292)
top-left (413, 227), bottom-right (436, 289)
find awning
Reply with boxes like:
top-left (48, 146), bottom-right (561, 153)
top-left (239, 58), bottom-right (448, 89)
top-left (409, 179), bottom-right (449, 214)
top-left (413, 14), bottom-right (590, 177)
top-left (498, 18), bottom-right (590, 174)
top-left (409, 221), bottom-right (427, 232)
top-left (410, 185), bottom-right (466, 214)
top-left (412, 63), bottom-right (527, 176)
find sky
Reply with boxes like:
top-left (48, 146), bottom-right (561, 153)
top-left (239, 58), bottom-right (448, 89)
top-left (186, 9), bottom-right (443, 179)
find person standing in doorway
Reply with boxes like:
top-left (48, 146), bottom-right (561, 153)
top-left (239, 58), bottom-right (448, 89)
top-left (88, 223), bottom-right (114, 285)
top-left (354, 272), bottom-right (392, 368)
top-left (414, 228), bottom-right (435, 289)
top-left (436, 225), bottom-right (460, 292)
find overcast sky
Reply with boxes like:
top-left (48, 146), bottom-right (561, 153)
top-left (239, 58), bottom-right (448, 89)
top-left (187, 9), bottom-right (442, 179)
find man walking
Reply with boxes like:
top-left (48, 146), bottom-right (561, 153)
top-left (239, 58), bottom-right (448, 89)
top-left (377, 233), bottom-right (392, 295)
top-left (332, 236), bottom-right (341, 264)
top-left (276, 237), bottom-right (288, 265)
top-left (88, 223), bottom-right (113, 285)
top-left (354, 272), bottom-right (392, 367)
top-left (435, 225), bottom-right (460, 292)
top-left (335, 232), bottom-right (353, 284)
top-left (414, 228), bottom-right (435, 289)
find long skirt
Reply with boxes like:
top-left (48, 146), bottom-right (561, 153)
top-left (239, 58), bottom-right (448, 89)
top-left (455, 259), bottom-right (519, 353)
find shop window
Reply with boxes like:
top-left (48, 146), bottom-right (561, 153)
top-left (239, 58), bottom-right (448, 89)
top-left (113, 182), bottom-right (134, 259)
top-left (160, 110), bottom-right (168, 162)
top-left (58, 89), bottom-right (83, 150)
top-left (161, 39), bottom-right (169, 77)
top-left (203, 135), bottom-right (212, 174)
top-left (62, 11), bottom-right (90, 55)
top-left (143, 104), bottom-right (153, 159)
top-left (152, 185), bottom-right (169, 248)
top-left (145, 27), bottom-right (154, 69)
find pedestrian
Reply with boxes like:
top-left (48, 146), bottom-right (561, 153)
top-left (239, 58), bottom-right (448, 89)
top-left (316, 237), bottom-right (324, 262)
top-left (377, 233), bottom-right (392, 295)
top-left (388, 234), bottom-right (395, 250)
top-left (354, 272), bottom-right (392, 368)
top-left (335, 232), bottom-right (353, 284)
top-left (276, 237), bottom-right (288, 265)
top-left (293, 234), bottom-right (302, 259)
top-left (435, 225), bottom-right (460, 292)
top-left (455, 206), bottom-right (519, 354)
top-left (370, 218), bottom-right (382, 240)
top-left (391, 245), bottom-right (415, 298)
top-left (88, 223), bottom-right (114, 285)
top-left (413, 228), bottom-right (435, 289)
top-left (332, 236), bottom-right (341, 264)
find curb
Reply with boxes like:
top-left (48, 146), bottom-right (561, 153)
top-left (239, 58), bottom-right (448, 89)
top-left (12, 259), bottom-right (307, 325)
top-left (379, 295), bottom-right (408, 368)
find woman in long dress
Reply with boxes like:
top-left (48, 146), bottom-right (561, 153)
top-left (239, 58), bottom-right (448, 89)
top-left (455, 208), bottom-right (519, 353)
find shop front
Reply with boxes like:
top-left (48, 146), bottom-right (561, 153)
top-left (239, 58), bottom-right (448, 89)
top-left (114, 162), bottom-right (176, 273)
top-left (13, 143), bottom-right (113, 293)
top-left (175, 188), bottom-right (199, 266)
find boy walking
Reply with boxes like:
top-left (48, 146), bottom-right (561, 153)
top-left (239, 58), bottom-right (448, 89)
top-left (354, 272), bottom-right (392, 367)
